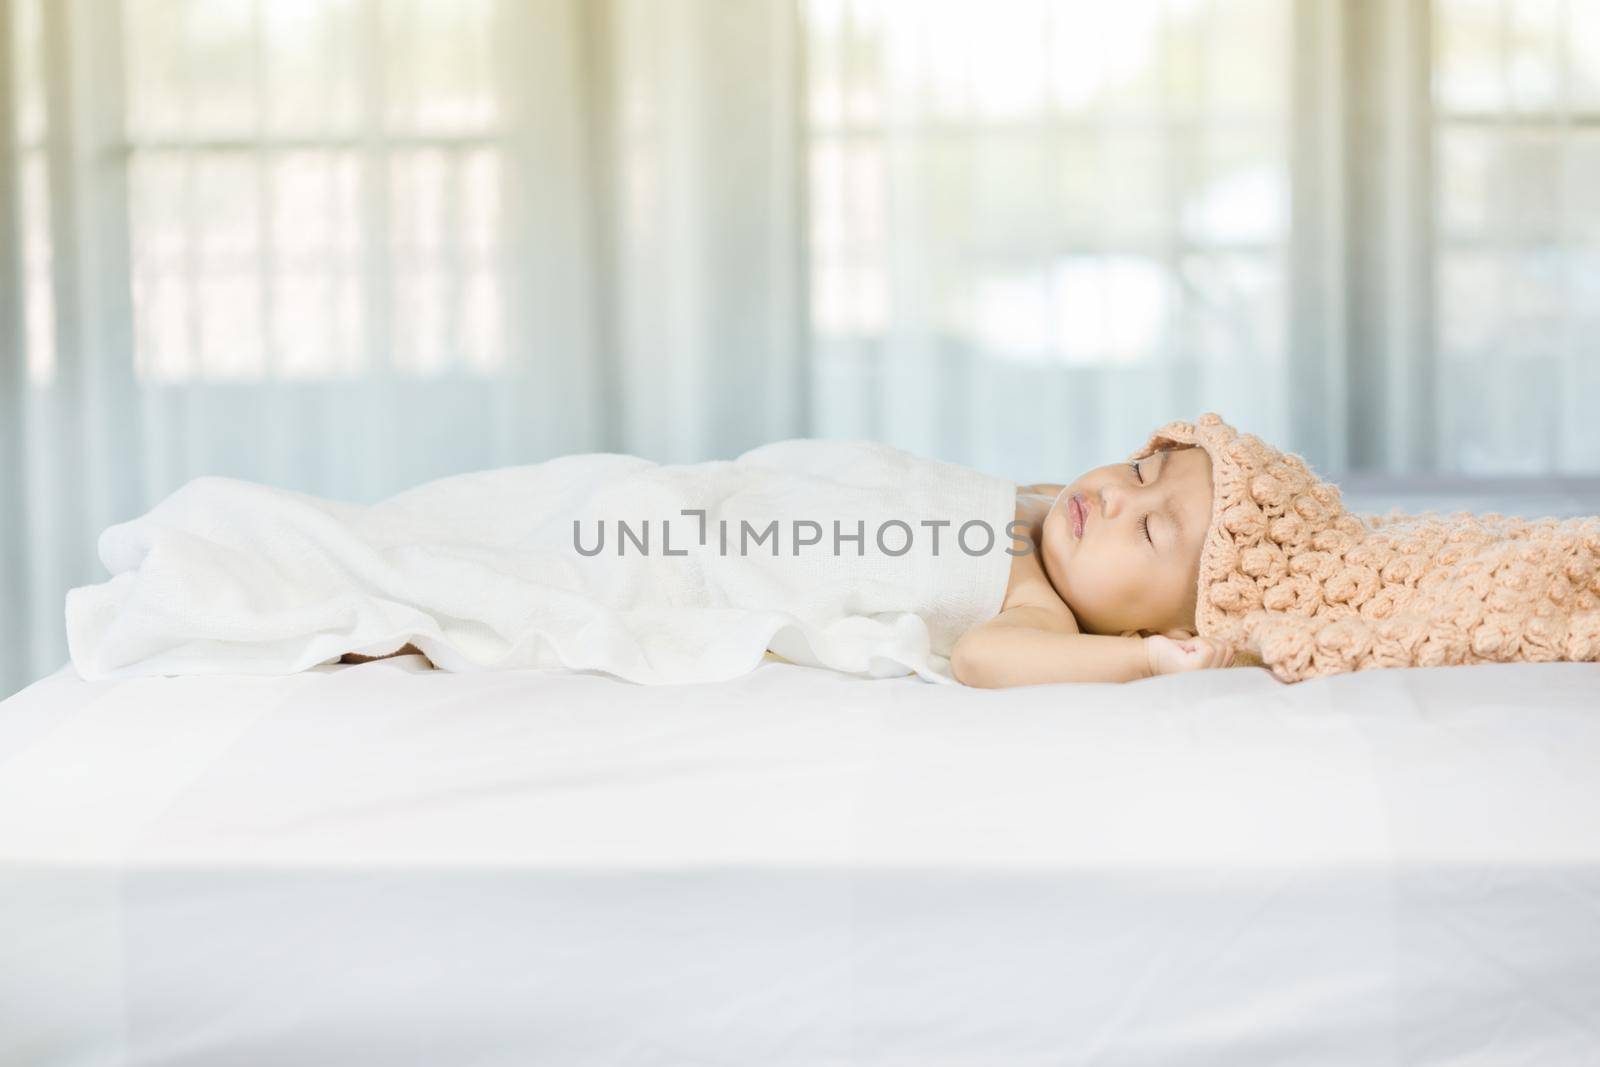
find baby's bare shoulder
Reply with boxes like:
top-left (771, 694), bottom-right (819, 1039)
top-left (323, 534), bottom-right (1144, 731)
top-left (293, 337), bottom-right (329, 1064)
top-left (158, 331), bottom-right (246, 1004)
top-left (1002, 548), bottom-right (1075, 619)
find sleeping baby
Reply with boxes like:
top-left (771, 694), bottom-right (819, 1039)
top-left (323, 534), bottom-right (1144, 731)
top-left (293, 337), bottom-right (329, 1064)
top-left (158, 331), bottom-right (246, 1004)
top-left (70, 412), bottom-right (1600, 686)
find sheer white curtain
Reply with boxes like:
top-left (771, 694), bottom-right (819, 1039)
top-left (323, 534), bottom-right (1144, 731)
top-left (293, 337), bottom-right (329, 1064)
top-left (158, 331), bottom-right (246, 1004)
top-left (3, 0), bottom-right (1599, 700)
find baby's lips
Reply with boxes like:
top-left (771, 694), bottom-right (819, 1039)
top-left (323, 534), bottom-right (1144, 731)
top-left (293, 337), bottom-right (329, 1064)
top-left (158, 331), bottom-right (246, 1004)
top-left (1068, 491), bottom-right (1095, 539)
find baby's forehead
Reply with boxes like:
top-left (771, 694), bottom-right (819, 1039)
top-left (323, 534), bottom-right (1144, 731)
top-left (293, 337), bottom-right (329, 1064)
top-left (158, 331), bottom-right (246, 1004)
top-left (1153, 443), bottom-right (1209, 476)
top-left (1165, 446), bottom-right (1214, 530)
top-left (1171, 445), bottom-right (1212, 477)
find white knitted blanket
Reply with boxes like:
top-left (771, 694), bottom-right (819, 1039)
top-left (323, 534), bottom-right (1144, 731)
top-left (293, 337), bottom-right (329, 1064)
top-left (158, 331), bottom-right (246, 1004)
top-left (65, 439), bottom-right (1017, 685)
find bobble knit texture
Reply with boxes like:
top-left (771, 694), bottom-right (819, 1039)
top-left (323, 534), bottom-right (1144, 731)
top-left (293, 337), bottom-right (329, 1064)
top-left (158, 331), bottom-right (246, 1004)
top-left (1132, 413), bottom-right (1600, 682)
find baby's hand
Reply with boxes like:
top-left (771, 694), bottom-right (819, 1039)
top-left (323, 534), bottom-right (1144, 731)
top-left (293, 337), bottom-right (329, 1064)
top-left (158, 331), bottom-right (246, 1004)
top-left (1143, 632), bottom-right (1235, 676)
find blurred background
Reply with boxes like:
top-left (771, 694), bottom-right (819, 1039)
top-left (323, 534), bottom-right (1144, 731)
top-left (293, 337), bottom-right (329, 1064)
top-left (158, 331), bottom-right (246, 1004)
top-left (2, 0), bottom-right (1598, 698)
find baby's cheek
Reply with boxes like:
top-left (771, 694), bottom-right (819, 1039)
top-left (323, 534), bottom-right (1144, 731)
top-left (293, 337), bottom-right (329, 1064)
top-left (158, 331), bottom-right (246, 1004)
top-left (1040, 520), bottom-right (1074, 574)
top-left (1137, 564), bottom-right (1189, 621)
top-left (1093, 562), bottom-right (1159, 624)
top-left (1067, 551), bottom-right (1126, 610)
top-left (1040, 529), bottom-right (1066, 575)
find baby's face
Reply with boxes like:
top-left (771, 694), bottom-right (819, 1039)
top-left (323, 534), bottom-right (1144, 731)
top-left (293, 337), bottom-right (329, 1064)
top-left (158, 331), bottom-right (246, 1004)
top-left (1038, 445), bottom-right (1213, 636)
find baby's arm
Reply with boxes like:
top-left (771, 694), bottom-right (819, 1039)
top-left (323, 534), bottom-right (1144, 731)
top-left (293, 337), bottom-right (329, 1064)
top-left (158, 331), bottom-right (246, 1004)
top-left (951, 606), bottom-right (1233, 687)
top-left (951, 605), bottom-right (1151, 686)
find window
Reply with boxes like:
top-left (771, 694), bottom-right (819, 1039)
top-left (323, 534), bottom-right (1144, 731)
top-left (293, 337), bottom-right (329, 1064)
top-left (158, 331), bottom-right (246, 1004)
top-left (802, 0), bottom-right (1295, 467)
top-left (1433, 0), bottom-right (1600, 473)
top-left (120, 0), bottom-right (510, 382)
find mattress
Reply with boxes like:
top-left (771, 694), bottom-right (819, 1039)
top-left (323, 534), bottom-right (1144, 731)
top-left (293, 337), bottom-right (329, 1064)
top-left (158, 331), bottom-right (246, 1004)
top-left (2, 655), bottom-right (1598, 1066)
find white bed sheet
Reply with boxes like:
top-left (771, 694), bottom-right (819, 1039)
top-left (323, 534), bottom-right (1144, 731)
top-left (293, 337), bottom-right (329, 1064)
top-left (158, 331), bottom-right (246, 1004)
top-left (2, 657), bottom-right (1598, 1066)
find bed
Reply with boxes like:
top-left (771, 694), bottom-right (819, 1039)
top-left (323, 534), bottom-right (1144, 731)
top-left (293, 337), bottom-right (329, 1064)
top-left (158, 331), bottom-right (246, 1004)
top-left (2, 651), bottom-right (1598, 1066)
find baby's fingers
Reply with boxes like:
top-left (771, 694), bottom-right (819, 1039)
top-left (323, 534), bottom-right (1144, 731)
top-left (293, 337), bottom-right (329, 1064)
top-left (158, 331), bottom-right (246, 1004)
top-left (1193, 637), bottom-right (1233, 669)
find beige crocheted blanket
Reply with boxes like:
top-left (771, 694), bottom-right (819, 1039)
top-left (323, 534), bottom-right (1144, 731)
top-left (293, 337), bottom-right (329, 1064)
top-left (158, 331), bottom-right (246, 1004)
top-left (1237, 508), bottom-right (1600, 682)
top-left (1131, 413), bottom-right (1600, 683)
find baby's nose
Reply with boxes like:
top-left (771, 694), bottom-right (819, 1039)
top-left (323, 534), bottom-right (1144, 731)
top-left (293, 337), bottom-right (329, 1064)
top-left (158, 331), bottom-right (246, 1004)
top-left (1099, 485), bottom-right (1124, 519)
